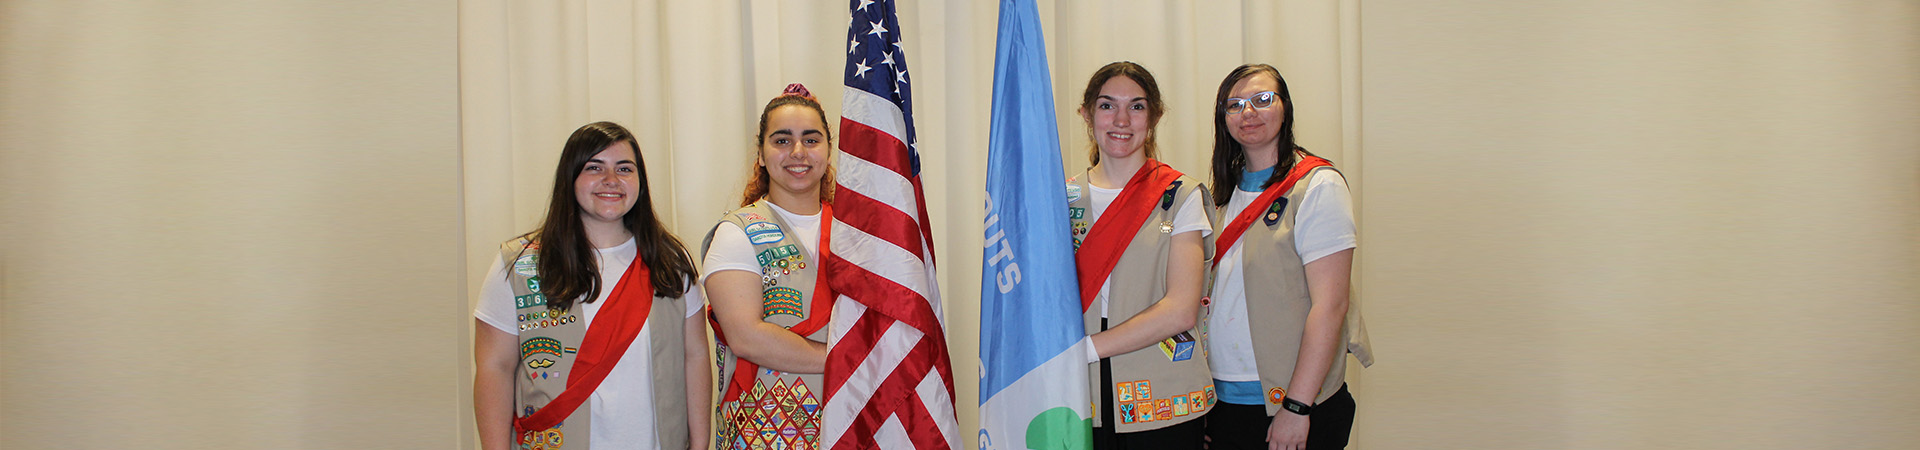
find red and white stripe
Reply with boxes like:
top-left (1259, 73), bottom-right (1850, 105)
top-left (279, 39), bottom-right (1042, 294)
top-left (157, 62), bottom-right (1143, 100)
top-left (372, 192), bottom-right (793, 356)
top-left (821, 87), bottom-right (959, 450)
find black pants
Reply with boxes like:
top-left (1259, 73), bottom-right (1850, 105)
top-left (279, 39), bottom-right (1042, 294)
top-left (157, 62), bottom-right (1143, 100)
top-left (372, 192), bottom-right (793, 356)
top-left (1203, 383), bottom-right (1355, 450)
top-left (1092, 319), bottom-right (1204, 450)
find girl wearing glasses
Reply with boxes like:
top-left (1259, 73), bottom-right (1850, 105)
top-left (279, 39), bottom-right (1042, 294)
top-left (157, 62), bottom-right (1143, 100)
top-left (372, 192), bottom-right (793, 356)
top-left (1068, 61), bottom-right (1215, 450)
top-left (700, 84), bottom-right (837, 450)
top-left (1202, 64), bottom-right (1373, 450)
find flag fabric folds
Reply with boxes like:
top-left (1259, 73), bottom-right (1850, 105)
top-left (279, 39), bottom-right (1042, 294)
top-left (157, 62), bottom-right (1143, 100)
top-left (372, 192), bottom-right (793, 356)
top-left (977, 1), bottom-right (1095, 449)
top-left (822, 0), bottom-right (961, 449)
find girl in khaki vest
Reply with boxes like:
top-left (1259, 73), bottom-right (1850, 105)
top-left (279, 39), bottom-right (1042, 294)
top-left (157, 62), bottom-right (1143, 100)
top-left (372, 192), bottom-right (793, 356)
top-left (1202, 65), bottom-right (1373, 450)
top-left (1069, 62), bottom-right (1216, 450)
top-left (472, 121), bottom-right (711, 450)
top-left (702, 84), bottom-right (839, 450)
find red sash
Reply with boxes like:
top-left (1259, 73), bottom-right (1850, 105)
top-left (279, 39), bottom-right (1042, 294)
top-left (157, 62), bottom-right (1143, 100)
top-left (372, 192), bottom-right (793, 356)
top-left (711, 203), bottom-right (837, 405)
top-left (1074, 160), bottom-right (1183, 312)
top-left (513, 251), bottom-right (656, 435)
top-left (1212, 155), bottom-right (1331, 269)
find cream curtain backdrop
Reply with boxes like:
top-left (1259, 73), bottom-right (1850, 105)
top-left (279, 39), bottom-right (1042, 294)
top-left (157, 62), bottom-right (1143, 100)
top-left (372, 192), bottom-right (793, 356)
top-left (456, 1), bottom-right (1361, 449)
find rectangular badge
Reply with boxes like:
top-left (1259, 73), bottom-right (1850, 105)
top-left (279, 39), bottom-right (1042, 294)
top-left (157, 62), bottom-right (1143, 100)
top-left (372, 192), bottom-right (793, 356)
top-left (1116, 381), bottom-right (1135, 402)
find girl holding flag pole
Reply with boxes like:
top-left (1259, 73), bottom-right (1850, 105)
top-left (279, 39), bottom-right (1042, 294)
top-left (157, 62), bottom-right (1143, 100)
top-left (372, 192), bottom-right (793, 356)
top-left (701, 84), bottom-right (838, 450)
top-left (1200, 64), bottom-right (1374, 450)
top-left (472, 121), bottom-right (710, 450)
top-left (1068, 61), bottom-right (1217, 450)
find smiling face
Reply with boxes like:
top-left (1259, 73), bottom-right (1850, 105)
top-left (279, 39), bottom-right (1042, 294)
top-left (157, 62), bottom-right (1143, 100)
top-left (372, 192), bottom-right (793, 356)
top-left (1082, 75), bottom-right (1154, 163)
top-left (757, 104), bottom-right (832, 205)
top-left (573, 140), bottom-right (640, 227)
top-left (1224, 72), bottom-right (1286, 151)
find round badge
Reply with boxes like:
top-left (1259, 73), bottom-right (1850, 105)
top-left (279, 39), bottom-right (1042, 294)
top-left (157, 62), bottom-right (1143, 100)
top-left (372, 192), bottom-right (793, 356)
top-left (1268, 387), bottom-right (1287, 404)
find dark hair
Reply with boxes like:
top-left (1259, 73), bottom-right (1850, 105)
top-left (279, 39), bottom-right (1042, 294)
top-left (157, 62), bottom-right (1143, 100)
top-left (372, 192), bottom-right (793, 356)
top-left (1208, 64), bottom-right (1317, 207)
top-left (1079, 61), bottom-right (1166, 166)
top-left (525, 121), bottom-right (696, 311)
top-left (741, 94), bottom-right (836, 207)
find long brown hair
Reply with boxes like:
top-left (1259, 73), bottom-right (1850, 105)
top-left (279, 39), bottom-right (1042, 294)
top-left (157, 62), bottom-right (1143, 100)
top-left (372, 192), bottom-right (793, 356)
top-left (524, 121), bottom-right (696, 311)
top-left (740, 91), bottom-right (836, 207)
top-left (1207, 64), bottom-right (1316, 207)
top-left (1079, 61), bottom-right (1166, 166)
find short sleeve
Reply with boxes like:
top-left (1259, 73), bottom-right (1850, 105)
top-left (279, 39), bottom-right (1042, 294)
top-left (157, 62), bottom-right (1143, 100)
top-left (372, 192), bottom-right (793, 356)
top-left (1293, 170), bottom-right (1357, 264)
top-left (681, 275), bottom-right (707, 318)
top-left (700, 221), bottom-right (763, 283)
top-left (472, 254), bottom-right (519, 334)
top-left (1172, 187), bottom-right (1213, 237)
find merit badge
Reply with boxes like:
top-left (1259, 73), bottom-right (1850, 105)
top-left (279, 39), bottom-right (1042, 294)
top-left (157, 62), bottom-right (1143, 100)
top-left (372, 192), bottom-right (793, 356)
top-left (513, 253), bottom-right (539, 277)
top-left (744, 221), bottom-right (786, 245)
top-left (761, 287), bottom-right (804, 319)
top-left (1066, 183), bottom-right (1083, 204)
top-left (1263, 198), bottom-right (1289, 226)
top-left (1160, 180), bottom-right (1183, 210)
top-left (1268, 387), bottom-right (1288, 405)
top-left (1158, 332), bottom-right (1196, 361)
top-left (1117, 381), bottom-right (1137, 402)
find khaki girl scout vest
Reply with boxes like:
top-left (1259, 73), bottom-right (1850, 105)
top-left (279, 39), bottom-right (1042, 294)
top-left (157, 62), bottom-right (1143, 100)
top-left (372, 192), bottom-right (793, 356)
top-left (1227, 164), bottom-right (1374, 416)
top-left (500, 237), bottom-right (690, 450)
top-left (1068, 170), bottom-right (1219, 433)
top-left (701, 201), bottom-right (830, 450)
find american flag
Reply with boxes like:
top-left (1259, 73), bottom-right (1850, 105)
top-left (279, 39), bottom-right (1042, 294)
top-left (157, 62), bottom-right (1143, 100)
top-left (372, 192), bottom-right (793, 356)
top-left (820, 0), bottom-right (960, 449)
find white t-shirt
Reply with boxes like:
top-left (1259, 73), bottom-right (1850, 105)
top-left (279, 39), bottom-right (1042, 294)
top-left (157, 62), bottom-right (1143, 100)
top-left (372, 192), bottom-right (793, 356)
top-left (1206, 170), bottom-right (1356, 382)
top-left (701, 202), bottom-right (821, 283)
top-left (1085, 185), bottom-right (1212, 318)
top-left (473, 237), bottom-right (705, 450)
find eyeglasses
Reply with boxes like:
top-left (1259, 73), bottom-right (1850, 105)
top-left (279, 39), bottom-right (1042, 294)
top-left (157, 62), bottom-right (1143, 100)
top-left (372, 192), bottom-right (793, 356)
top-left (1223, 91), bottom-right (1278, 115)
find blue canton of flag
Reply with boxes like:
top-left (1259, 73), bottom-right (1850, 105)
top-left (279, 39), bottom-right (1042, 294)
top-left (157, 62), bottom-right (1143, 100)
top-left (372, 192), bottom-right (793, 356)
top-left (844, 0), bottom-right (918, 174)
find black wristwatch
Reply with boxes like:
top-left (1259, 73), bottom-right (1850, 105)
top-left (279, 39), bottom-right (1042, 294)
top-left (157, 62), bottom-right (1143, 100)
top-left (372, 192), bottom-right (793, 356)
top-left (1280, 397), bottom-right (1313, 416)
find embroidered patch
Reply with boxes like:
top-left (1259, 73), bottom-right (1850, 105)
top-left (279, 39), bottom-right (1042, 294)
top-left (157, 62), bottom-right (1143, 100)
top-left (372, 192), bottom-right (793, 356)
top-left (1118, 402), bottom-right (1137, 424)
top-left (1066, 183), bottom-right (1083, 204)
top-left (737, 212), bottom-right (769, 222)
top-left (1134, 401), bottom-right (1155, 422)
top-left (513, 253), bottom-right (539, 277)
top-left (514, 293), bottom-right (546, 309)
top-left (1263, 198), bottom-right (1289, 226)
top-left (1205, 386), bottom-right (1217, 408)
top-left (1155, 399), bottom-right (1173, 421)
top-left (756, 286), bottom-right (802, 317)
top-left (745, 221), bottom-right (786, 245)
top-left (1173, 396), bottom-right (1190, 416)
top-left (1158, 331), bottom-right (1196, 361)
top-left (1134, 380), bottom-right (1152, 400)
top-left (1189, 391), bottom-right (1207, 413)
top-left (1268, 387), bottom-right (1288, 405)
top-left (520, 337), bottom-right (564, 360)
top-left (1069, 207), bottom-right (1085, 220)
top-left (1161, 180), bottom-right (1183, 210)
top-left (518, 427), bottom-right (563, 450)
top-left (1116, 381), bottom-right (1137, 402)
top-left (721, 376), bottom-right (819, 450)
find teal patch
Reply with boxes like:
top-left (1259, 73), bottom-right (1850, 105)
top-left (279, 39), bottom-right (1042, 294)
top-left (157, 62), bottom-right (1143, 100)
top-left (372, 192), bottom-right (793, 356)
top-left (755, 244), bottom-right (802, 266)
top-left (524, 277), bottom-right (541, 293)
top-left (512, 253), bottom-right (538, 277)
top-left (514, 294), bottom-right (546, 309)
top-left (1069, 207), bottom-right (1085, 220)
